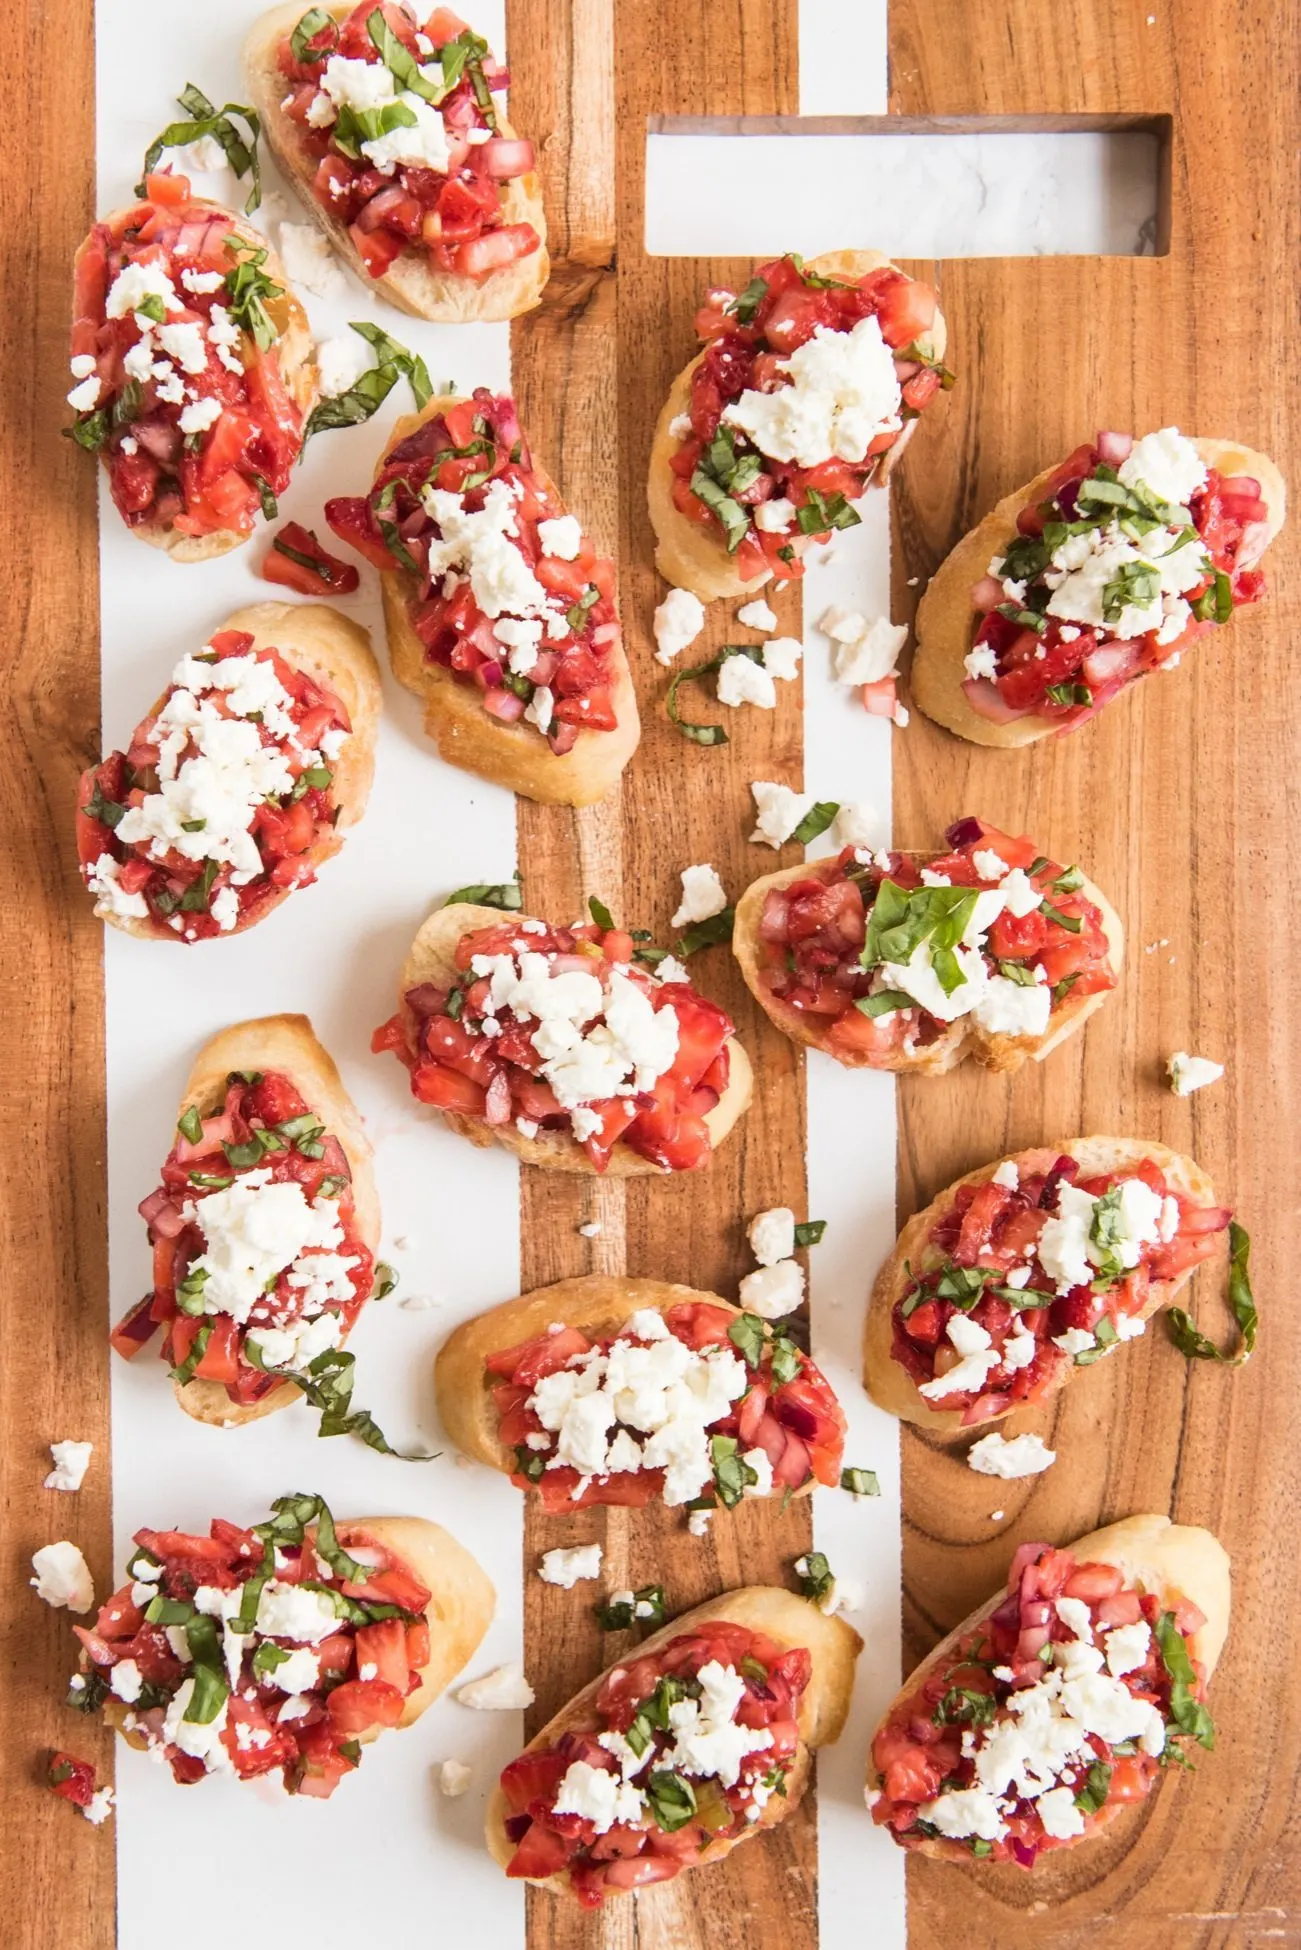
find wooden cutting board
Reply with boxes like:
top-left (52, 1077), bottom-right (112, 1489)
top-left (3, 0), bottom-right (1297, 1944)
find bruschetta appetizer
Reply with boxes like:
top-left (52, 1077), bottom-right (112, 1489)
top-left (77, 602), bottom-right (380, 941)
top-left (867, 1515), bottom-right (1229, 1866)
top-left (69, 173), bottom-right (317, 560)
top-left (864, 1138), bottom-right (1233, 1432)
top-left (374, 902), bottom-right (752, 1173)
top-left (327, 389), bottom-right (638, 803)
top-left (435, 1277), bottom-right (846, 1511)
top-left (245, 2), bottom-right (548, 321)
top-left (912, 427), bottom-right (1286, 745)
top-left (489, 1587), bottom-right (860, 1903)
top-left (70, 1492), bottom-right (493, 1797)
top-left (649, 251), bottom-right (947, 603)
top-left (111, 1015), bottom-right (381, 1426)
top-left (734, 817), bottom-right (1121, 1077)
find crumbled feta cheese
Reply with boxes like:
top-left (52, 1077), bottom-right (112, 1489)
top-left (663, 1659), bottom-right (774, 1786)
top-left (109, 1658), bottom-right (144, 1703)
top-left (1118, 427), bottom-right (1208, 509)
top-left (754, 496), bottom-right (796, 532)
top-left (457, 1663), bottom-right (536, 1710)
top-left (687, 1508), bottom-right (712, 1537)
top-left (717, 653), bottom-right (777, 709)
top-left (177, 1171), bottom-right (351, 1326)
top-left (1167, 1050), bottom-right (1224, 1096)
top-left (738, 1258), bottom-right (805, 1320)
top-left (723, 315), bottom-right (901, 468)
top-left (69, 353), bottom-right (97, 379)
top-left (439, 1758), bottom-right (472, 1797)
top-left (919, 1314), bottom-right (1002, 1401)
top-left (44, 1440), bottom-right (93, 1492)
top-left (1053, 1326), bottom-right (1098, 1359)
top-left (966, 1431), bottom-right (1056, 1478)
top-left (538, 514), bottom-right (583, 560)
top-left (964, 641), bottom-right (1000, 682)
top-left (255, 1581), bottom-right (342, 1645)
top-left (742, 1446), bottom-right (774, 1498)
top-left (737, 599), bottom-right (778, 632)
top-left (422, 478), bottom-right (553, 623)
top-left (762, 635), bottom-right (803, 681)
top-left (655, 955), bottom-right (690, 986)
top-left (992, 1160), bottom-right (1019, 1190)
top-left (538, 1543), bottom-right (603, 1588)
top-left (749, 780), bottom-right (810, 848)
top-left (747, 1206), bottom-right (796, 1267)
top-left (1103, 1621), bottom-right (1151, 1676)
top-left (31, 1541), bottom-right (94, 1613)
top-left (178, 396), bottom-right (223, 436)
top-left (105, 261), bottom-right (181, 321)
top-left (825, 612), bottom-right (908, 686)
top-left (668, 412), bottom-right (692, 440)
top-left (653, 587), bottom-right (705, 665)
top-left (1036, 1784), bottom-right (1086, 1840)
top-left (970, 971), bottom-right (1052, 1039)
top-left (554, 1759), bottom-right (646, 1832)
top-left (67, 375), bottom-right (102, 412)
top-left (833, 801), bottom-right (877, 848)
top-left (671, 863), bottom-right (728, 928)
top-left (82, 1786), bottom-right (116, 1825)
top-left (163, 1677), bottom-right (232, 1771)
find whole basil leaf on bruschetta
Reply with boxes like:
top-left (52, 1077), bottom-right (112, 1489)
top-left (867, 1515), bottom-right (1229, 1866)
top-left (68, 175), bottom-right (317, 560)
top-left (863, 1137), bottom-right (1235, 1433)
top-left (244, 2), bottom-right (548, 322)
top-left (111, 1015), bottom-right (386, 1434)
top-left (327, 388), bottom-right (639, 804)
top-left (733, 817), bottom-right (1122, 1076)
top-left (70, 1494), bottom-right (493, 1797)
top-left (911, 427), bottom-right (1286, 745)
top-left (77, 602), bottom-right (379, 942)
top-left (374, 903), bottom-right (752, 1173)
top-left (487, 1587), bottom-right (860, 1904)
top-left (435, 1276), bottom-right (846, 1511)
top-left (649, 251), bottom-right (949, 603)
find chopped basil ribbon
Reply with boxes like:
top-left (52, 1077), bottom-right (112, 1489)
top-left (996, 959), bottom-right (1039, 987)
top-left (794, 1219), bottom-right (826, 1248)
top-left (1045, 682), bottom-right (1093, 708)
top-left (1073, 1759), bottom-right (1113, 1814)
top-left (791, 800), bottom-right (840, 845)
top-left (1192, 568), bottom-right (1234, 624)
top-left (710, 1434), bottom-right (759, 1508)
top-left (566, 585), bottom-right (601, 633)
top-left (291, 7), bottom-right (335, 62)
top-left (1166, 1220), bottom-right (1257, 1364)
top-left (63, 409), bottom-right (110, 451)
top-left (665, 642), bottom-right (766, 746)
top-left (251, 1641), bottom-right (291, 1678)
top-left (304, 324), bottom-right (432, 439)
top-left (513, 1444), bottom-right (546, 1482)
top-left (176, 1265), bottom-right (209, 1316)
top-left (935, 1261), bottom-right (995, 1309)
top-left (270, 1348), bottom-right (435, 1458)
top-left (272, 531), bottom-right (337, 580)
top-left (138, 85), bottom-right (262, 213)
top-left (588, 895), bottom-right (615, 931)
top-left (1100, 557), bottom-right (1162, 623)
top-left (768, 1335), bottom-right (801, 1385)
top-left (183, 1662), bottom-right (230, 1727)
top-left (729, 274), bottom-right (769, 323)
top-left (215, 236), bottom-right (284, 352)
top-left (332, 96), bottom-right (418, 159)
top-left (67, 1670), bottom-right (107, 1715)
top-left (188, 1171), bottom-right (233, 1190)
top-left (646, 1769), bottom-right (697, 1832)
top-left (144, 1594), bottom-right (195, 1626)
top-left (179, 858), bottom-right (219, 913)
top-left (112, 378), bottom-right (143, 428)
top-left (794, 1551), bottom-right (834, 1605)
top-left (373, 1262), bottom-right (398, 1300)
top-left (861, 881), bottom-right (980, 1001)
top-left (169, 1322), bottom-right (212, 1386)
top-left (1154, 1611), bottom-right (1215, 1749)
top-left (176, 1104), bottom-right (204, 1145)
top-left (997, 603), bottom-right (1048, 635)
top-left (788, 254), bottom-right (850, 291)
top-left (445, 875), bottom-right (522, 911)
top-left (689, 426), bottom-right (757, 553)
top-left (257, 1493), bottom-right (372, 1586)
top-left (367, 8), bottom-right (443, 101)
top-left (1051, 972), bottom-right (1080, 1005)
top-left (593, 1585), bottom-right (666, 1632)
top-left (841, 1466), bottom-right (880, 1497)
top-left (436, 29), bottom-right (497, 128)
top-left (677, 906), bottom-right (734, 957)
top-left (727, 1313), bottom-right (768, 1368)
top-left (935, 1685), bottom-right (997, 1728)
top-left (1051, 864), bottom-right (1085, 894)
top-left (994, 534), bottom-right (1052, 585)
top-left (1040, 900), bottom-right (1082, 934)
top-left (796, 488), bottom-right (861, 536)
top-left (856, 989), bottom-right (913, 1019)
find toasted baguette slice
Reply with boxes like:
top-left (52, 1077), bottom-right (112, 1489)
top-left (392, 904), bottom-right (752, 1173)
top-left (73, 207), bottom-right (316, 562)
top-left (244, 4), bottom-right (549, 322)
top-left (379, 398), bottom-right (639, 804)
top-left (865, 1513), bottom-right (1230, 1864)
top-left (912, 437), bottom-right (1287, 747)
top-left (103, 1513), bottom-right (494, 1756)
top-left (864, 1136), bottom-right (1220, 1433)
top-left (486, 1586), bottom-right (862, 1897)
top-left (168, 1013), bottom-right (379, 1428)
top-left (84, 601), bottom-right (380, 941)
top-left (649, 251), bottom-right (947, 603)
top-left (436, 1274), bottom-right (826, 1499)
top-left (733, 855), bottom-right (1123, 1077)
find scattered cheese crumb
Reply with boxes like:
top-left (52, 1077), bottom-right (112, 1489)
top-left (578, 1220), bottom-right (601, 1239)
top-left (717, 654), bottom-right (777, 709)
top-left (31, 1541), bottom-right (94, 1613)
top-left (819, 607), bottom-right (908, 685)
top-left (653, 587), bottom-right (705, 665)
top-left (736, 598), bottom-right (778, 632)
top-left (762, 636), bottom-right (803, 681)
top-left (750, 780), bottom-right (809, 848)
top-left (538, 1544), bottom-right (603, 1588)
top-left (45, 1441), bottom-right (93, 1492)
top-left (687, 1508), bottom-right (712, 1537)
top-left (967, 1431), bottom-right (1057, 1479)
top-left (1167, 1050), bottom-right (1224, 1096)
top-left (747, 1206), bottom-right (796, 1267)
top-left (400, 1293), bottom-right (439, 1311)
top-left (457, 1663), bottom-right (536, 1710)
top-left (281, 223), bottom-right (347, 298)
top-left (439, 1758), bottom-right (472, 1798)
top-left (834, 801), bottom-right (877, 847)
top-left (738, 1258), bottom-right (805, 1320)
top-left (82, 1785), bottom-right (115, 1826)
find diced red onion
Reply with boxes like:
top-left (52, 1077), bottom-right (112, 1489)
top-left (945, 816), bottom-right (985, 850)
top-left (484, 1071), bottom-right (512, 1125)
top-left (1011, 1838), bottom-right (1038, 1868)
top-left (1095, 430), bottom-right (1133, 464)
top-left (969, 575), bottom-right (1004, 611)
top-left (479, 137), bottom-right (536, 179)
top-left (962, 677), bottom-right (1025, 725)
top-left (475, 658), bottom-right (504, 691)
top-left (404, 983), bottom-right (447, 1018)
top-left (137, 1189), bottom-right (185, 1237)
top-left (592, 623), bottom-right (620, 647)
top-left (482, 687), bottom-right (526, 723)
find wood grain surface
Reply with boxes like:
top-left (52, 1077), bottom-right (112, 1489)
top-left (4, 0), bottom-right (1299, 1946)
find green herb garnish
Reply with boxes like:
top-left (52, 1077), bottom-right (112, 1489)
top-left (138, 84), bottom-right (262, 213)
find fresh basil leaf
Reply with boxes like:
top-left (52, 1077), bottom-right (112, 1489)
top-left (996, 959), bottom-right (1039, 987)
top-left (856, 988), bottom-right (913, 1019)
top-left (513, 1443), bottom-right (546, 1482)
top-left (768, 1336), bottom-right (801, 1385)
top-left (1074, 1760), bottom-right (1113, 1814)
top-left (349, 320), bottom-right (433, 410)
top-left (796, 488), bottom-right (861, 536)
top-left (791, 800), bottom-right (840, 845)
top-left (373, 1262), bottom-right (398, 1300)
top-left (710, 1434), bottom-right (758, 1508)
top-left (727, 1313), bottom-right (768, 1368)
top-left (1045, 682), bottom-right (1093, 708)
top-left (176, 1264), bottom-right (209, 1317)
top-left (176, 1106), bottom-right (204, 1149)
top-left (1192, 569), bottom-right (1233, 625)
top-left (67, 1669), bottom-right (108, 1715)
top-left (794, 1219), bottom-right (826, 1248)
top-left (935, 1261), bottom-right (995, 1309)
top-left (593, 1584), bottom-right (665, 1631)
top-left (332, 96), bottom-right (418, 158)
top-left (63, 410), bottom-right (110, 451)
top-left (144, 1594), bottom-right (195, 1626)
top-left (690, 465), bottom-right (750, 553)
top-left (169, 1322), bottom-right (212, 1385)
top-left (646, 1769), bottom-right (697, 1833)
top-left (366, 8), bottom-right (442, 101)
top-left (997, 535), bottom-right (1052, 584)
top-left (729, 275), bottom-right (769, 323)
top-left (935, 1685), bottom-right (997, 1728)
top-left (1041, 900), bottom-right (1083, 934)
top-left (1166, 1222), bottom-right (1255, 1363)
top-left (304, 322), bottom-right (432, 438)
top-left (291, 7), bottom-right (335, 62)
top-left (188, 1171), bottom-right (233, 1190)
top-left (1155, 1610), bottom-right (1215, 1749)
top-left (1051, 973), bottom-right (1080, 1005)
top-left (588, 895), bottom-right (615, 931)
top-left (566, 585), bottom-right (601, 633)
top-left (112, 378), bottom-right (143, 429)
top-left (795, 1551), bottom-right (834, 1604)
top-left (183, 1662), bottom-right (230, 1725)
top-left (251, 1641), bottom-right (291, 1678)
top-left (1101, 557), bottom-right (1161, 624)
top-left (665, 643), bottom-right (764, 746)
top-left (138, 87), bottom-right (262, 214)
top-left (1051, 865), bottom-right (1084, 894)
top-left (444, 875), bottom-right (522, 911)
top-left (677, 906), bottom-right (734, 957)
top-left (281, 1350), bottom-right (431, 1458)
top-left (841, 1466), bottom-right (880, 1497)
top-left (997, 602), bottom-right (1048, 635)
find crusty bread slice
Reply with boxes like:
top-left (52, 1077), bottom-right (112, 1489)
top-left (863, 1136), bottom-right (1220, 1433)
top-left (393, 903), bottom-right (752, 1174)
top-left (84, 601), bottom-right (380, 942)
top-left (865, 1513), bottom-right (1230, 1864)
top-left (911, 437), bottom-right (1287, 748)
top-left (486, 1585), bottom-right (862, 1897)
top-left (733, 853), bottom-right (1123, 1078)
top-left (648, 250), bottom-right (947, 603)
top-left (244, 2), bottom-right (548, 322)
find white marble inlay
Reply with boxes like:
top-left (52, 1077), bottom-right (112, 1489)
top-left (646, 129), bottom-right (1161, 258)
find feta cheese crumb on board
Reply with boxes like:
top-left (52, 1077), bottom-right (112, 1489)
top-left (45, 1440), bottom-right (93, 1491)
top-left (538, 1543), bottom-right (603, 1588)
top-left (457, 1663), bottom-right (536, 1711)
top-left (31, 1540), bottom-right (94, 1613)
top-left (966, 1430), bottom-right (1057, 1478)
top-left (1168, 1050), bottom-right (1225, 1096)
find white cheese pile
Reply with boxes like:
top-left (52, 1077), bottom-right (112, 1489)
top-left (723, 315), bottom-right (902, 469)
top-left (315, 54), bottom-right (452, 174)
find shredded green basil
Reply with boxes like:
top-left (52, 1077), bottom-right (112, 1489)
top-left (841, 1465), bottom-right (880, 1497)
top-left (677, 906), bottom-right (734, 957)
top-left (794, 1219), bottom-right (826, 1248)
top-left (593, 1585), bottom-right (666, 1632)
top-left (304, 323), bottom-right (432, 438)
top-left (1154, 1611), bottom-right (1215, 1749)
top-left (791, 800), bottom-right (840, 845)
top-left (138, 84), bottom-right (262, 213)
top-left (444, 875), bottom-right (522, 911)
top-left (727, 1313), bottom-right (768, 1368)
top-left (794, 1551), bottom-right (834, 1604)
top-left (1165, 1221), bottom-right (1256, 1364)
